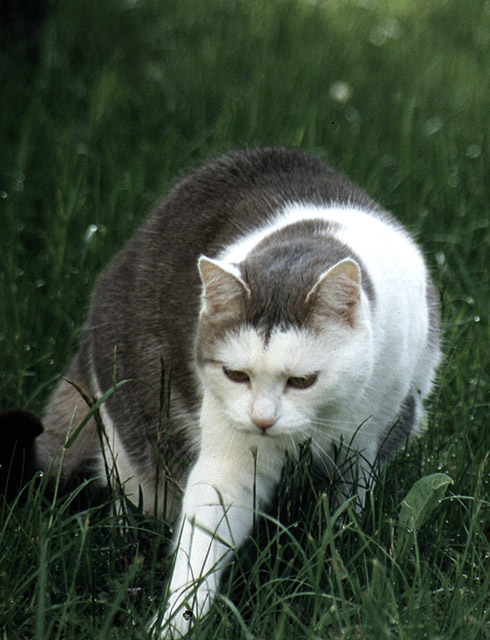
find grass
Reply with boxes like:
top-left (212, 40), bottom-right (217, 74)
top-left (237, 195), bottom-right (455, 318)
top-left (1, 0), bottom-right (489, 637)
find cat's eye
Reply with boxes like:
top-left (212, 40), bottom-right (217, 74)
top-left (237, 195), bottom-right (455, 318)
top-left (223, 367), bottom-right (250, 384)
top-left (287, 373), bottom-right (318, 389)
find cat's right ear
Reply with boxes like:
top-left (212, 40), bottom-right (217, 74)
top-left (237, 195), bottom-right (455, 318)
top-left (198, 256), bottom-right (250, 317)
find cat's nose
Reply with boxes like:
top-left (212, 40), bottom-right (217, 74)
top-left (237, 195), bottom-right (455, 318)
top-left (252, 415), bottom-right (276, 431)
top-left (251, 397), bottom-right (277, 431)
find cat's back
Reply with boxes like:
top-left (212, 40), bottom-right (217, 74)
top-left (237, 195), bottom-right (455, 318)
top-left (141, 147), bottom-right (379, 264)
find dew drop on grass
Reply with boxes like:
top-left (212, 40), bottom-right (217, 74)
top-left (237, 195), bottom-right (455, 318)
top-left (474, 316), bottom-right (480, 323)
top-left (368, 20), bottom-right (401, 47)
top-left (466, 144), bottom-right (482, 158)
top-left (329, 81), bottom-right (352, 104)
top-left (369, 26), bottom-right (387, 46)
top-left (75, 142), bottom-right (89, 155)
top-left (423, 117), bottom-right (443, 136)
top-left (0, 191), bottom-right (7, 199)
top-left (85, 224), bottom-right (98, 243)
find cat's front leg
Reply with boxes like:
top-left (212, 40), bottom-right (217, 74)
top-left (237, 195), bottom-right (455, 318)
top-left (156, 484), bottom-right (250, 638)
top-left (150, 441), bottom-right (280, 639)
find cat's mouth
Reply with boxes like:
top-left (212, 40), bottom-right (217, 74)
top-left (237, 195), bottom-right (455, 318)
top-left (257, 427), bottom-right (272, 436)
top-left (244, 422), bottom-right (288, 439)
top-left (234, 422), bottom-right (279, 437)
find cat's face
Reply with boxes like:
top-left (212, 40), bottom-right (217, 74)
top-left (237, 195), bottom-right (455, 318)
top-left (198, 323), bottom-right (371, 443)
top-left (195, 256), bottom-right (373, 449)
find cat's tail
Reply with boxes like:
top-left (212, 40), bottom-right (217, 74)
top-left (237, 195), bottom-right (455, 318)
top-left (0, 409), bottom-right (43, 502)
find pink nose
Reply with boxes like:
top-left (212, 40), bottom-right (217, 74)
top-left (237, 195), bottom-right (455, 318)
top-left (251, 397), bottom-right (277, 431)
top-left (252, 415), bottom-right (276, 431)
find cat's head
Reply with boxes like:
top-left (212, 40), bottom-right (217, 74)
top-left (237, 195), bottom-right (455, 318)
top-left (194, 255), bottom-right (373, 446)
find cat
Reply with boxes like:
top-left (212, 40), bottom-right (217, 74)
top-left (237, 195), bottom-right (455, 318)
top-left (35, 147), bottom-right (441, 638)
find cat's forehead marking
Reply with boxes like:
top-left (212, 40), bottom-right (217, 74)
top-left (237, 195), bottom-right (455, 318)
top-left (216, 325), bottom-right (329, 375)
top-left (217, 202), bottom-right (376, 313)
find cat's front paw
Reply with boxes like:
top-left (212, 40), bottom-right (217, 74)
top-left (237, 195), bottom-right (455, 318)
top-left (148, 587), bottom-right (213, 639)
top-left (148, 607), bottom-right (193, 640)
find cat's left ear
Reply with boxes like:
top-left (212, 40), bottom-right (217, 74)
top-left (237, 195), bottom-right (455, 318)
top-left (198, 256), bottom-right (250, 317)
top-left (306, 258), bottom-right (361, 328)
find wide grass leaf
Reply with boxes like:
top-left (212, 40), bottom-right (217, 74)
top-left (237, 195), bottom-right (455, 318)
top-left (396, 472), bottom-right (453, 560)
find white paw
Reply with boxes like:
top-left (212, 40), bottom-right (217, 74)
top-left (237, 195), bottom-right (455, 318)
top-left (148, 587), bottom-right (214, 639)
top-left (148, 608), bottom-right (193, 639)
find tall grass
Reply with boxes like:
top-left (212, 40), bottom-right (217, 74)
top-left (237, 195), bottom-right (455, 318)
top-left (1, 0), bottom-right (489, 638)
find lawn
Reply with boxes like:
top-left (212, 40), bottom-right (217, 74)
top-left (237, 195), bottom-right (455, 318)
top-left (0, 0), bottom-right (489, 638)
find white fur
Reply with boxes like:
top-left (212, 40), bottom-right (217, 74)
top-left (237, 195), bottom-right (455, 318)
top-left (148, 203), bottom-right (440, 638)
top-left (150, 392), bottom-right (285, 638)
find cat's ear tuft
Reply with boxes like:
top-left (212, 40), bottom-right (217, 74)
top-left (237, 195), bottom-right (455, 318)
top-left (306, 258), bottom-right (361, 328)
top-left (198, 256), bottom-right (250, 317)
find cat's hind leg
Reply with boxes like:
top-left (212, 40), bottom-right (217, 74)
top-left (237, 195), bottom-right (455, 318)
top-left (35, 356), bottom-right (103, 487)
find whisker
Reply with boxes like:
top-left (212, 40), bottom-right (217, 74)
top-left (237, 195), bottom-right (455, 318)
top-left (306, 421), bottom-right (354, 444)
top-left (308, 417), bottom-right (382, 440)
top-left (309, 440), bottom-right (349, 484)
